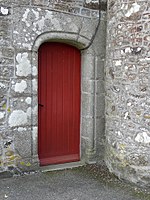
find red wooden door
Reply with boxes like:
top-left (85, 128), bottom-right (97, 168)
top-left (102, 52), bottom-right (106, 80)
top-left (38, 42), bottom-right (81, 166)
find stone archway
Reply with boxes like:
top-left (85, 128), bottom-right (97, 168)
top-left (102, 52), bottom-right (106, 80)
top-left (31, 32), bottom-right (97, 168)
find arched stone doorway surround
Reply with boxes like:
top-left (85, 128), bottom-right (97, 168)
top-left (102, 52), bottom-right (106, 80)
top-left (31, 31), bottom-right (98, 167)
top-left (0, 3), bottom-right (106, 173)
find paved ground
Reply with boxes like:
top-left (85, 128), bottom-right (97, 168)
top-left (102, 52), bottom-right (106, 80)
top-left (0, 165), bottom-right (150, 200)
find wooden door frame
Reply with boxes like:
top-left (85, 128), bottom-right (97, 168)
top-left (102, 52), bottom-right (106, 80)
top-left (31, 32), bottom-right (97, 166)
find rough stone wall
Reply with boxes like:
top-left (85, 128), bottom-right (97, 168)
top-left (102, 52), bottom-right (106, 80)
top-left (105, 0), bottom-right (150, 187)
top-left (33, 0), bottom-right (107, 17)
top-left (0, 0), bottom-right (107, 174)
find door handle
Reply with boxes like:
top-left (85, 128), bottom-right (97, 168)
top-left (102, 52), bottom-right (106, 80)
top-left (38, 104), bottom-right (44, 107)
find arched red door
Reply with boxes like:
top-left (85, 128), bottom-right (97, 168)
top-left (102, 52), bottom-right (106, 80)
top-left (38, 42), bottom-right (81, 166)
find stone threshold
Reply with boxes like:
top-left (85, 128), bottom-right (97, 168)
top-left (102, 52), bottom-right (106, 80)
top-left (40, 161), bottom-right (85, 172)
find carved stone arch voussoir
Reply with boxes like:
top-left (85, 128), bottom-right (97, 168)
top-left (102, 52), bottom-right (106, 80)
top-left (32, 31), bottom-right (91, 52)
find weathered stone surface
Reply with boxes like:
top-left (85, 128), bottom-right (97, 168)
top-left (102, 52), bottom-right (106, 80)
top-left (11, 6), bottom-right (104, 50)
top-left (0, 80), bottom-right (9, 94)
top-left (0, 0), bottom-right (106, 174)
top-left (0, 6), bottom-right (10, 16)
top-left (47, 0), bottom-right (103, 17)
top-left (14, 128), bottom-right (32, 157)
top-left (105, 0), bottom-right (150, 187)
top-left (0, 171), bottom-right (13, 178)
top-left (0, 0), bottom-right (30, 5)
top-left (81, 53), bottom-right (95, 78)
top-left (32, 0), bottom-right (49, 6)
top-left (96, 95), bottom-right (105, 117)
